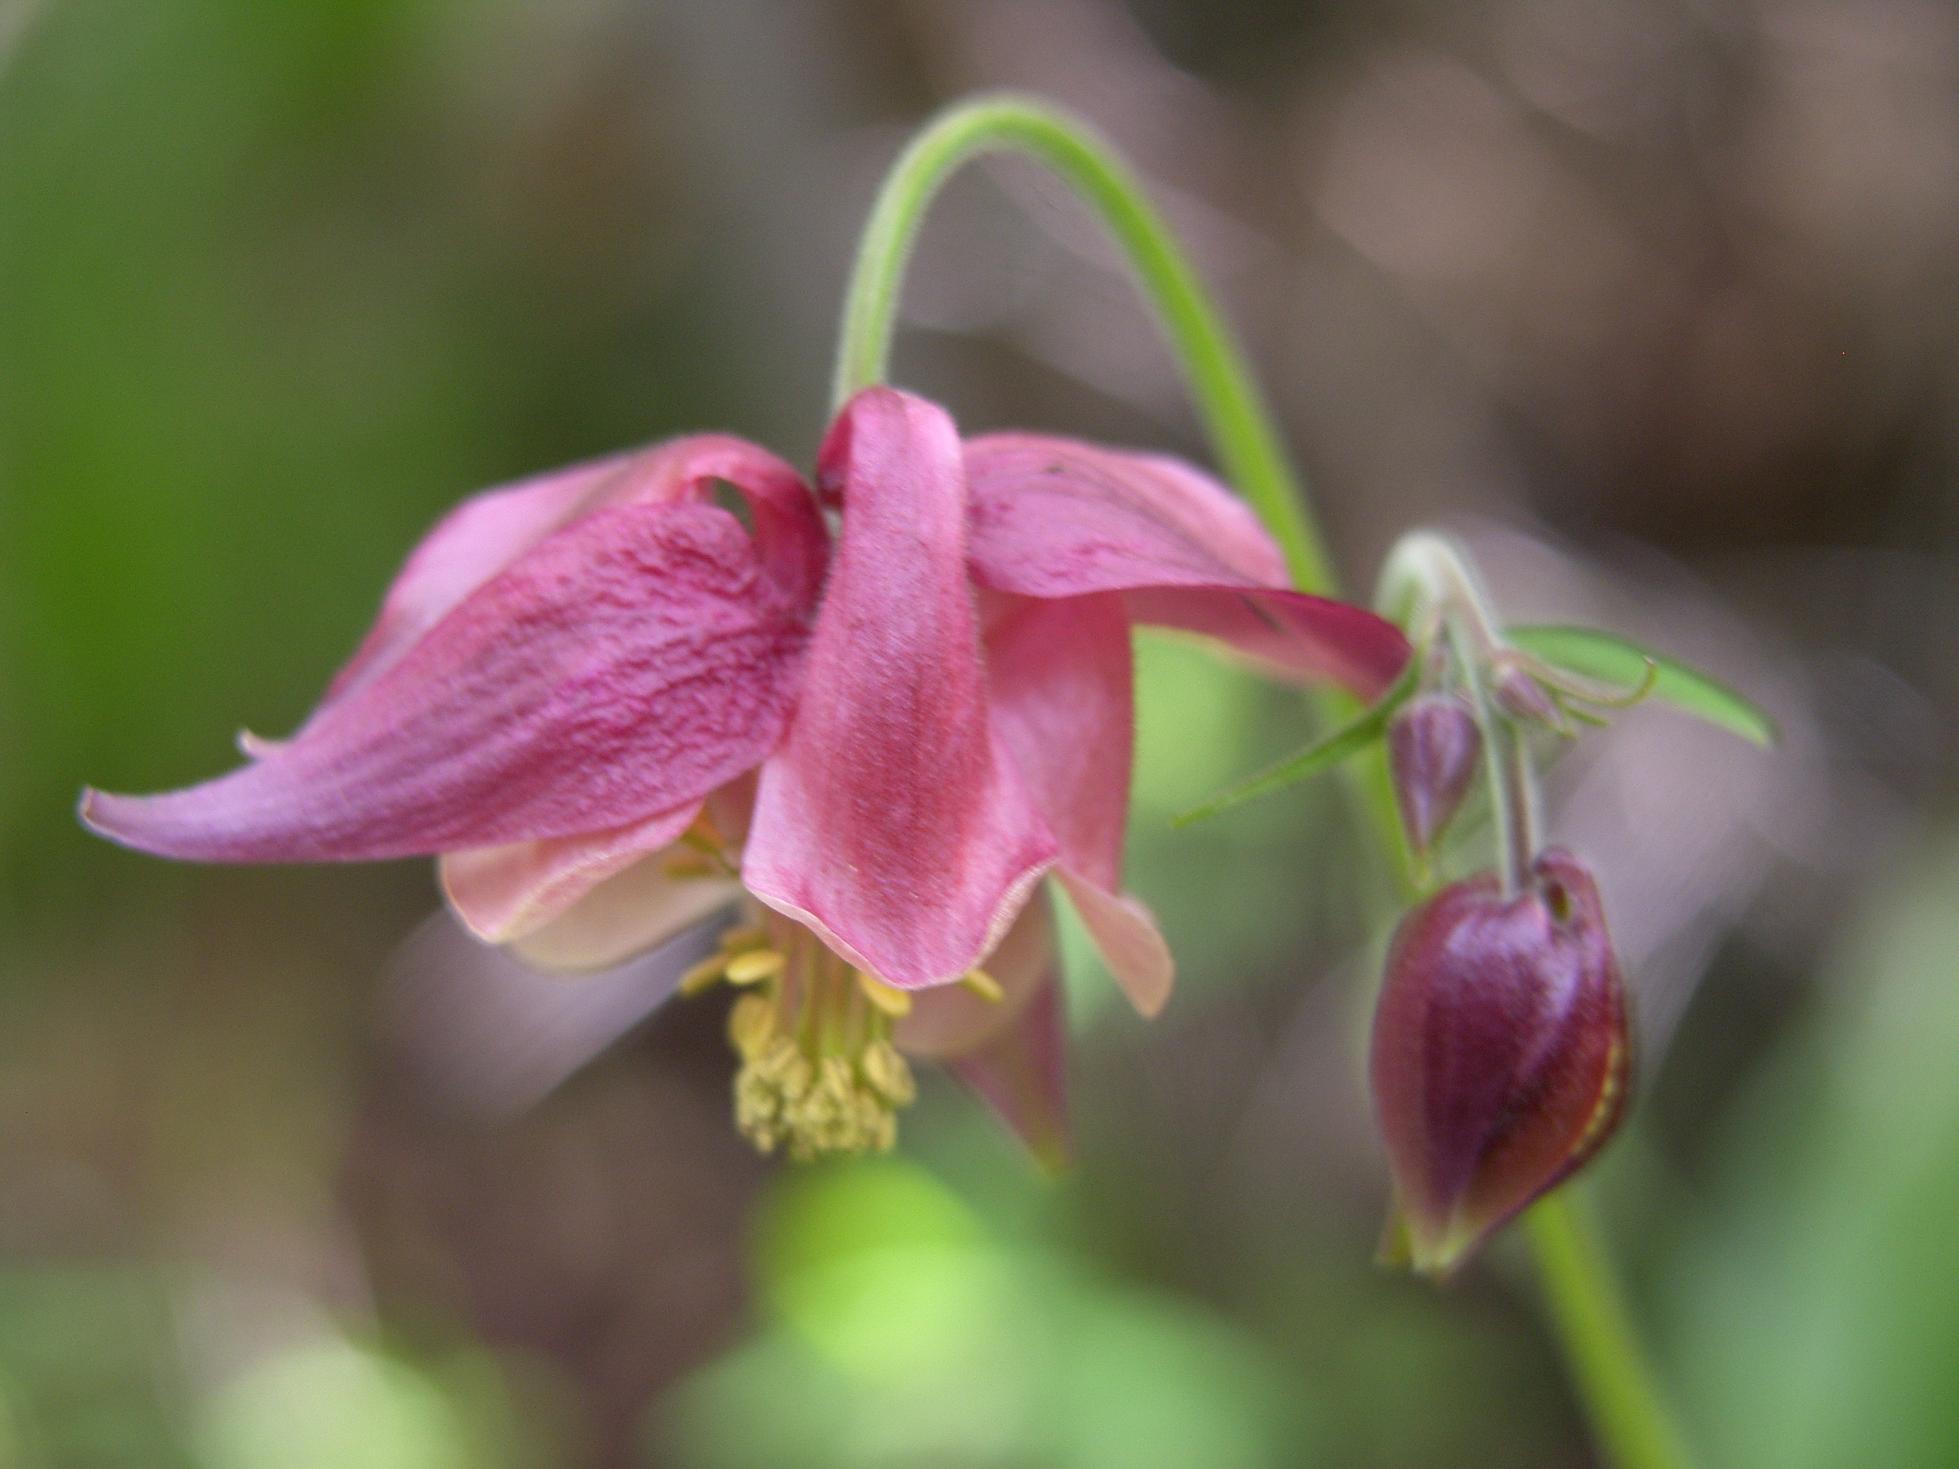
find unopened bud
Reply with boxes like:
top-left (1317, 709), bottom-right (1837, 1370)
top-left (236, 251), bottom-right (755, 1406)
top-left (1370, 849), bottom-right (1629, 1275)
top-left (1387, 694), bottom-right (1481, 855)
top-left (1493, 665), bottom-right (1567, 733)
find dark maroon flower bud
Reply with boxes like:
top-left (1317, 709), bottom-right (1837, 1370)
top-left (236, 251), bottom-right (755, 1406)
top-left (1387, 694), bottom-right (1481, 856)
top-left (1370, 848), bottom-right (1629, 1275)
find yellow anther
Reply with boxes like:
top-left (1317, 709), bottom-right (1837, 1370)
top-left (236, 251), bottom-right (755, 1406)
top-left (860, 1041), bottom-right (916, 1107)
top-left (661, 854), bottom-right (720, 879)
top-left (724, 949), bottom-right (786, 985)
top-left (960, 967), bottom-right (1005, 1003)
top-left (856, 972), bottom-right (912, 1017)
top-left (709, 919), bottom-right (921, 1162)
top-left (679, 955), bottom-right (729, 996)
top-left (717, 925), bottom-right (767, 954)
top-left (727, 993), bottom-right (776, 1058)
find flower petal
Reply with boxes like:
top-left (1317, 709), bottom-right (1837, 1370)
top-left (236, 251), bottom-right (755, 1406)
top-left (440, 802), bottom-right (703, 944)
top-left (1123, 586), bottom-right (1410, 700)
top-left (984, 593), bottom-right (1173, 1016)
top-left (313, 436), bottom-right (823, 721)
top-left (951, 979), bottom-right (1070, 1171)
top-left (743, 389), bottom-right (1058, 988)
top-left (510, 862), bottom-right (742, 973)
top-left (1053, 873), bottom-right (1173, 1020)
top-left (898, 883), bottom-right (1056, 1060)
top-left (385, 906), bottom-right (730, 1118)
top-left (964, 435), bottom-right (1410, 698)
top-left (902, 891), bottom-right (1070, 1170)
top-left (966, 435), bottom-right (1288, 586)
top-left (83, 502), bottom-right (809, 861)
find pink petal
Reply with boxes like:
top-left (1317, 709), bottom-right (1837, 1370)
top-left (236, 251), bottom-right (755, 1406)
top-left (83, 502), bottom-right (809, 861)
top-left (509, 862), bottom-right (742, 973)
top-left (385, 907), bottom-right (728, 1117)
top-left (983, 595), bottom-right (1132, 889)
top-left (903, 892), bottom-right (1070, 1169)
top-left (965, 435), bottom-right (1288, 587)
top-left (1054, 872), bottom-right (1173, 1020)
top-left (1123, 585), bottom-right (1409, 700)
top-left (984, 593), bottom-right (1173, 1016)
top-left (951, 979), bottom-right (1070, 1171)
top-left (440, 802), bottom-right (703, 944)
top-left (313, 436), bottom-right (823, 721)
top-left (743, 389), bottom-right (1058, 988)
top-left (964, 435), bottom-right (1410, 699)
top-left (898, 883), bottom-right (1056, 1060)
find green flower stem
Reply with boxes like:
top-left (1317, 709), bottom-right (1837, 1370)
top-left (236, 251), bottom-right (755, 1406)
top-left (830, 93), bottom-right (1333, 594)
top-left (1378, 532), bottom-right (1536, 893)
top-left (839, 92), bottom-right (1690, 1469)
top-left (1526, 1196), bottom-right (1696, 1469)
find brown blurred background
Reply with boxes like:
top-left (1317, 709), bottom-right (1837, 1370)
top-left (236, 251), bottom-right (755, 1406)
top-left (3, 1), bottom-right (1956, 1465)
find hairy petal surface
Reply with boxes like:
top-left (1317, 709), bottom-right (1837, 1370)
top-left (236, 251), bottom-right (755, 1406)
top-left (313, 436), bottom-right (823, 720)
top-left (985, 593), bottom-right (1172, 1016)
top-left (965, 436), bottom-right (1288, 585)
top-left (84, 504), bottom-right (809, 861)
top-left (744, 389), bottom-right (1057, 988)
top-left (965, 436), bottom-right (1409, 699)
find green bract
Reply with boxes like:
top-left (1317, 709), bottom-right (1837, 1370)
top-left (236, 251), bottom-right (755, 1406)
top-left (1506, 625), bottom-right (1777, 748)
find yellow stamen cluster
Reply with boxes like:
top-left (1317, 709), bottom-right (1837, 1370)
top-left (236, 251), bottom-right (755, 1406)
top-left (681, 920), bottom-right (922, 1162)
top-left (663, 804), bottom-right (1005, 1162)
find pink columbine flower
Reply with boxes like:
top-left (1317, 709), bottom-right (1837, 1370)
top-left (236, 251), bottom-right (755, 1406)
top-left (83, 387), bottom-right (1408, 1160)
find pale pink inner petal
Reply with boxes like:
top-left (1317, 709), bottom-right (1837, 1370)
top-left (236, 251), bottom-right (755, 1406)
top-left (440, 802), bottom-right (704, 944)
top-left (310, 435), bottom-right (822, 724)
top-left (83, 503), bottom-right (808, 862)
top-left (510, 861), bottom-right (742, 973)
top-left (743, 388), bottom-right (1058, 989)
top-left (898, 888), bottom-right (1056, 1060)
top-left (386, 908), bottom-right (727, 1117)
top-left (924, 895), bottom-right (1069, 1170)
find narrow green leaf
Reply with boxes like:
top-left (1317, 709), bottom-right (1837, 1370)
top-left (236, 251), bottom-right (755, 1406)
top-left (1174, 661), bottom-right (1418, 826)
top-left (1506, 624), bottom-right (1777, 747)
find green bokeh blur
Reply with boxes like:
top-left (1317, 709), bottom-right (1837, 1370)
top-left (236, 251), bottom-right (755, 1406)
top-left (5, 2), bottom-right (1956, 1466)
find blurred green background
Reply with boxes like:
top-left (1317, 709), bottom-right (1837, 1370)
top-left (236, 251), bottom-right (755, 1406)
top-left (3, 1), bottom-right (1956, 1465)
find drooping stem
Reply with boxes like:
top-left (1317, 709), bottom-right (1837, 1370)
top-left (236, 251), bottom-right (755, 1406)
top-left (831, 93), bottom-right (1334, 593)
top-left (840, 94), bottom-right (1691, 1469)
top-left (1378, 532), bottom-right (1538, 893)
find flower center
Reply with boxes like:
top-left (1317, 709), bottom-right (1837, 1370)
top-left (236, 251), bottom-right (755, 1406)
top-left (680, 913), bottom-right (918, 1162)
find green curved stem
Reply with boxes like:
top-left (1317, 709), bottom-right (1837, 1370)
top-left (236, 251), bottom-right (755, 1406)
top-left (838, 92), bottom-right (1691, 1469)
top-left (831, 93), bottom-right (1333, 594)
top-left (1378, 532), bottom-right (1536, 893)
